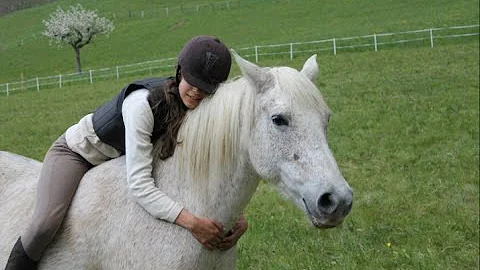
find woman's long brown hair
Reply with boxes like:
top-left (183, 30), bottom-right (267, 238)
top-left (147, 77), bottom-right (187, 160)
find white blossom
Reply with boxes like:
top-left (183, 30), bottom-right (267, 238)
top-left (42, 4), bottom-right (114, 73)
top-left (43, 4), bottom-right (114, 48)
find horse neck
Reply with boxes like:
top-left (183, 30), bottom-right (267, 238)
top-left (152, 147), bottom-right (259, 231)
top-left (201, 156), bottom-right (260, 230)
top-left (153, 79), bottom-right (260, 230)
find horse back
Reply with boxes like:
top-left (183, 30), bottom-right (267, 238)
top-left (0, 151), bottom-right (41, 266)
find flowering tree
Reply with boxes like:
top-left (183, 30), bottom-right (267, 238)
top-left (43, 4), bottom-right (114, 74)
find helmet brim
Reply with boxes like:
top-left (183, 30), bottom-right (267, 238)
top-left (182, 72), bottom-right (217, 94)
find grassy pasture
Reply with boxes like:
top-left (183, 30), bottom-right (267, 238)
top-left (0, 0), bottom-right (479, 82)
top-left (1, 41), bottom-right (478, 269)
top-left (0, 0), bottom-right (479, 269)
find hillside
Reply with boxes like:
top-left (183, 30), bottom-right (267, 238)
top-left (0, 0), bottom-right (478, 83)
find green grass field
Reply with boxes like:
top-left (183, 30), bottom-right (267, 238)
top-left (0, 0), bottom-right (479, 82)
top-left (0, 0), bottom-right (478, 269)
top-left (1, 42), bottom-right (478, 270)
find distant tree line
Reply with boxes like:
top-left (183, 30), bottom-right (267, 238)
top-left (0, 0), bottom-right (57, 16)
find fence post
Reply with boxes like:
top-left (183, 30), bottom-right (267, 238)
top-left (36, 77), bottom-right (39, 91)
top-left (6, 83), bottom-right (9, 96)
top-left (116, 66), bottom-right (120, 80)
top-left (430, 28), bottom-right (434, 48)
top-left (89, 70), bottom-right (93, 84)
top-left (333, 38), bottom-right (336, 55)
top-left (374, 34), bottom-right (378, 51)
top-left (290, 43), bottom-right (293, 60)
top-left (166, 7), bottom-right (168, 15)
top-left (255, 46), bottom-right (259, 63)
top-left (141, 11), bottom-right (144, 18)
top-left (59, 74), bottom-right (62, 88)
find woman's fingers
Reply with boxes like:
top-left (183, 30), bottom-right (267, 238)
top-left (208, 236), bottom-right (223, 245)
top-left (181, 213), bottom-right (249, 251)
top-left (218, 239), bottom-right (235, 250)
top-left (212, 220), bottom-right (224, 232)
top-left (204, 243), bottom-right (215, 251)
top-left (216, 215), bottom-right (249, 251)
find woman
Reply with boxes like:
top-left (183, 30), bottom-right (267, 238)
top-left (5, 35), bottom-right (248, 270)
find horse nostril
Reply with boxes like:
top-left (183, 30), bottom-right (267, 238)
top-left (316, 191), bottom-right (352, 216)
top-left (318, 192), bottom-right (334, 209)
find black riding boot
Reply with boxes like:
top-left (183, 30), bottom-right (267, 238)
top-left (4, 237), bottom-right (38, 270)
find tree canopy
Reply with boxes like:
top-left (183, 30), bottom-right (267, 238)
top-left (43, 4), bottom-right (114, 73)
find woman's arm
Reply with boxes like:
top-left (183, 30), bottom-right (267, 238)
top-left (123, 89), bottom-right (182, 222)
top-left (122, 89), bottom-right (224, 249)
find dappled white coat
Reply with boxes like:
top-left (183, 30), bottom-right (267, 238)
top-left (0, 53), bottom-right (352, 269)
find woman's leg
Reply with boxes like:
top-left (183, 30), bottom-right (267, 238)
top-left (6, 134), bottom-right (93, 268)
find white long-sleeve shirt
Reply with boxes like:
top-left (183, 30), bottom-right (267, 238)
top-left (65, 89), bottom-right (183, 223)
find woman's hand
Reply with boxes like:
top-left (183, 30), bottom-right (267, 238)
top-left (218, 214), bottom-right (248, 251)
top-left (175, 209), bottom-right (224, 250)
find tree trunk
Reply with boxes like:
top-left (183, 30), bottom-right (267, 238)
top-left (73, 46), bottom-right (82, 74)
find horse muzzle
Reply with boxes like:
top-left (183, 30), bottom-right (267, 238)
top-left (302, 187), bottom-right (353, 228)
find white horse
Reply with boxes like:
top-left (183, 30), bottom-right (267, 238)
top-left (0, 53), bottom-right (353, 269)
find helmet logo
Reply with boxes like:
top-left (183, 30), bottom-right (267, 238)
top-left (204, 52), bottom-right (219, 81)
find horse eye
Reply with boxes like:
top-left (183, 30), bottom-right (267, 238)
top-left (271, 115), bottom-right (289, 126)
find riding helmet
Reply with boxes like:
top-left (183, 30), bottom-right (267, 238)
top-left (177, 35), bottom-right (232, 94)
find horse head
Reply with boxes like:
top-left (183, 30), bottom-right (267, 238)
top-left (233, 52), bottom-right (353, 228)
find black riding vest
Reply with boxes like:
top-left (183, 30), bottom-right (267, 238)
top-left (92, 77), bottom-right (175, 154)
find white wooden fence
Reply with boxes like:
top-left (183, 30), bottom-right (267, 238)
top-left (1, 24), bottom-right (478, 96)
top-left (126, 0), bottom-right (240, 18)
top-left (236, 24), bottom-right (479, 62)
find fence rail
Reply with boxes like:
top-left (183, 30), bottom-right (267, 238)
top-left (126, 0), bottom-right (240, 19)
top-left (1, 24), bottom-right (478, 96)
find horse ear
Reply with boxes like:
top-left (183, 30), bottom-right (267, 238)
top-left (300, 54), bottom-right (319, 82)
top-left (231, 50), bottom-right (274, 92)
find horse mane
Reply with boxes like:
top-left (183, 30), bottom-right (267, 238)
top-left (172, 76), bottom-right (256, 182)
top-left (157, 65), bottom-right (329, 183)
